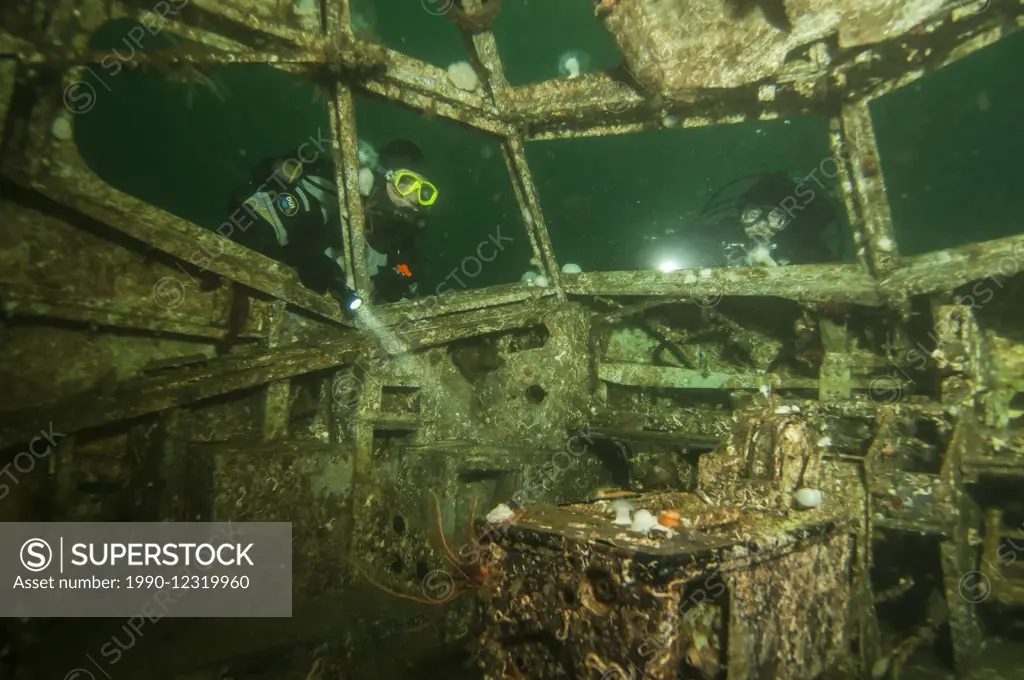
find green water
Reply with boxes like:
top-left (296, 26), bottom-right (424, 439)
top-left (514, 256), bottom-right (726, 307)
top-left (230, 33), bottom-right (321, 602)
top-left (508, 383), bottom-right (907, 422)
top-left (74, 2), bottom-right (1024, 296)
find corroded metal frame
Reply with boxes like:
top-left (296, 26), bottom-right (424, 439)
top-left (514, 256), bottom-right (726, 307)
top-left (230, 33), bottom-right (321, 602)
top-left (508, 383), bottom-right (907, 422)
top-left (1, 6), bottom-right (1020, 676)
top-left (2, 0), bottom-right (1022, 328)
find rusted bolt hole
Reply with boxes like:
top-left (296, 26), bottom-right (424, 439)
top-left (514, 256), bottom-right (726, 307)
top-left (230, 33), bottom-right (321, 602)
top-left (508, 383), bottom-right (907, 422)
top-left (526, 384), bottom-right (547, 403)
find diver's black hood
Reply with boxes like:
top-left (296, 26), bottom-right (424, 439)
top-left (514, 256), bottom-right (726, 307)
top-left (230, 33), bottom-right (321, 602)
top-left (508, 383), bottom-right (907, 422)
top-left (378, 140), bottom-right (430, 177)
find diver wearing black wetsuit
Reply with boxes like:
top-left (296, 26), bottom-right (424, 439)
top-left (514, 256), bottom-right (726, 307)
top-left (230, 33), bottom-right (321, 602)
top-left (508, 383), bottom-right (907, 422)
top-left (227, 151), bottom-right (347, 296)
top-left (698, 171), bottom-right (841, 267)
top-left (736, 171), bottom-right (838, 265)
top-left (226, 140), bottom-right (436, 306)
top-left (359, 140), bottom-right (436, 303)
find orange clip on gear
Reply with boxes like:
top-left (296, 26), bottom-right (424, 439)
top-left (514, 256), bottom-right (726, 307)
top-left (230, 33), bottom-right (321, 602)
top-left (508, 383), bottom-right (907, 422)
top-left (395, 264), bottom-right (412, 278)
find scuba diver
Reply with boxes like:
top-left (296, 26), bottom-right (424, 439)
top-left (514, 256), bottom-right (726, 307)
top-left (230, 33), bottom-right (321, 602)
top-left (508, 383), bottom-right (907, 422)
top-left (359, 140), bottom-right (437, 304)
top-left (698, 171), bottom-right (841, 267)
top-left (226, 139), bottom-right (437, 311)
top-left (227, 148), bottom-right (357, 312)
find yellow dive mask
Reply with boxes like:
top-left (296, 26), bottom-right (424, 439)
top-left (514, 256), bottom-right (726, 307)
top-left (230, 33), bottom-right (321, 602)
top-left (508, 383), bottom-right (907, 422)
top-left (386, 169), bottom-right (438, 207)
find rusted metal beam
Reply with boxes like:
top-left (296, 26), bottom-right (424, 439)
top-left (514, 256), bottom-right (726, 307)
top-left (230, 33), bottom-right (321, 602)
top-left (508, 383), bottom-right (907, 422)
top-left (154, 409), bottom-right (190, 522)
top-left (260, 301), bottom-right (291, 441)
top-left (837, 101), bottom-right (899, 280)
top-left (324, 0), bottom-right (350, 36)
top-left (563, 265), bottom-right (884, 305)
top-left (371, 283), bottom-right (550, 328)
top-left (517, 79), bottom-right (831, 142)
top-left (883, 235), bottom-right (1024, 298)
top-left (0, 282), bottom-right (267, 340)
top-left (170, 0), bottom-right (324, 47)
top-left (189, 439), bottom-right (346, 457)
top-left (819, 318), bottom-right (852, 402)
top-left (588, 426), bottom-right (721, 450)
top-left (4, 76), bottom-right (346, 322)
top-left (598, 361), bottom-right (883, 391)
top-left (939, 409), bottom-right (984, 674)
top-left (330, 85), bottom-right (369, 298)
top-left (353, 78), bottom-right (510, 137)
top-left (511, 73), bottom-right (647, 135)
top-left (829, 116), bottom-right (871, 276)
top-left (0, 338), bottom-right (361, 450)
top-left (962, 452), bottom-right (1024, 481)
top-left (561, 235), bottom-right (1024, 304)
top-left (599, 362), bottom-right (813, 390)
top-left (2, 160), bottom-right (344, 321)
top-left (18, 46), bottom-right (324, 69)
top-left (980, 507), bottom-right (1024, 604)
top-left (350, 304), bottom-right (548, 387)
top-left (360, 47), bottom-right (509, 135)
top-left (503, 133), bottom-right (564, 299)
top-left (348, 351), bottom-right (380, 565)
top-left (843, 2), bottom-right (1023, 104)
top-left (0, 295), bottom-right (561, 451)
top-left (388, 297), bottom-right (556, 351)
top-left (458, 0), bottom-right (512, 106)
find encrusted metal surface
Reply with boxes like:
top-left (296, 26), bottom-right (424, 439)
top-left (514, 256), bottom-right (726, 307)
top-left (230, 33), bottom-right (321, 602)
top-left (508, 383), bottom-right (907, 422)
top-left (607, 0), bottom-right (948, 91)
top-left (2, 0), bottom-right (1023, 678)
top-left (604, 0), bottom-right (1018, 95)
top-left (478, 492), bottom-right (854, 679)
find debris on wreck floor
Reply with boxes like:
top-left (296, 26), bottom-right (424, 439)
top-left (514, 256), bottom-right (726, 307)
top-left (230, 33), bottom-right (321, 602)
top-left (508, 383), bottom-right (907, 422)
top-left (475, 426), bottom-right (861, 680)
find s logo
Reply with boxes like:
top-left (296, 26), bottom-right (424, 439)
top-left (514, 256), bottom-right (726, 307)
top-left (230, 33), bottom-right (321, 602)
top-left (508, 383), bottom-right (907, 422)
top-left (277, 193), bottom-right (299, 217)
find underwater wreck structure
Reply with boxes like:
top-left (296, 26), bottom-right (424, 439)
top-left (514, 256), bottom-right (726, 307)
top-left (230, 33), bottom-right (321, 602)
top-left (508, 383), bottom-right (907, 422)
top-left (2, 0), bottom-right (1024, 677)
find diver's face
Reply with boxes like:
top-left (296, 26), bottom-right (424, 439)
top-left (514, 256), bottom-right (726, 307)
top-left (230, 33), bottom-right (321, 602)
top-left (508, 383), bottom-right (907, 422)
top-left (741, 205), bottom-right (789, 242)
top-left (382, 183), bottom-right (428, 231)
top-left (385, 181), bottom-right (421, 211)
